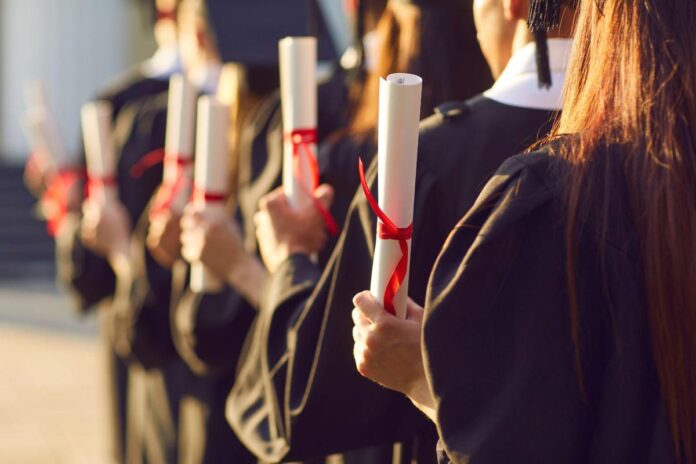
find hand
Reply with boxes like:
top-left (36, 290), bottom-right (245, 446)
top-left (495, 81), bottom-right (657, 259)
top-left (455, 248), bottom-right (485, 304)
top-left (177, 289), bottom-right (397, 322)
top-left (352, 291), bottom-right (435, 412)
top-left (146, 209), bottom-right (183, 269)
top-left (180, 205), bottom-right (246, 279)
top-left (253, 184), bottom-right (334, 273)
top-left (80, 198), bottom-right (131, 261)
top-left (23, 152), bottom-right (55, 197)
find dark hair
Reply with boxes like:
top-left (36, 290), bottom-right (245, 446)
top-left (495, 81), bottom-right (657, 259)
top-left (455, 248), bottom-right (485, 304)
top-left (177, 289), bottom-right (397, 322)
top-left (348, 0), bottom-right (492, 137)
top-left (556, 1), bottom-right (696, 461)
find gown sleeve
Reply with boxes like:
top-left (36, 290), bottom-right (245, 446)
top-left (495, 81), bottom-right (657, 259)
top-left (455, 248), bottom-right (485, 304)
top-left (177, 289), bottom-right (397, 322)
top-left (423, 153), bottom-right (593, 464)
top-left (227, 157), bottom-right (439, 463)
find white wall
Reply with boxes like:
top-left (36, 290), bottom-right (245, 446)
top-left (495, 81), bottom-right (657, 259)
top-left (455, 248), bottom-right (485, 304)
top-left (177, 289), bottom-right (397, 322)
top-left (0, 0), bottom-right (155, 163)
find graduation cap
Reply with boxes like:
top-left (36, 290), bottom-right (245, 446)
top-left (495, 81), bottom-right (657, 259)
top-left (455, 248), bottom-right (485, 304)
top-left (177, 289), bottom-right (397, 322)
top-left (205, 0), bottom-right (337, 67)
top-left (528, 0), bottom-right (575, 88)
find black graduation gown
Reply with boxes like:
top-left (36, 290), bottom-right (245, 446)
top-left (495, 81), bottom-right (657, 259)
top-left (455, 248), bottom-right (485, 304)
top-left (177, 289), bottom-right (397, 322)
top-left (167, 73), bottom-right (354, 464)
top-left (424, 151), bottom-right (675, 463)
top-left (54, 70), bottom-right (170, 464)
top-left (227, 96), bottom-right (557, 463)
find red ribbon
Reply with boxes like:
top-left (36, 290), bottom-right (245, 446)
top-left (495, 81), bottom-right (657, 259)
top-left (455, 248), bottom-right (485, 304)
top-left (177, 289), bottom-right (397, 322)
top-left (41, 167), bottom-right (85, 237)
top-left (130, 148), bottom-right (166, 178)
top-left (285, 128), bottom-right (338, 236)
top-left (191, 187), bottom-right (227, 204)
top-left (149, 153), bottom-right (193, 217)
top-left (86, 175), bottom-right (117, 199)
top-left (358, 158), bottom-right (413, 316)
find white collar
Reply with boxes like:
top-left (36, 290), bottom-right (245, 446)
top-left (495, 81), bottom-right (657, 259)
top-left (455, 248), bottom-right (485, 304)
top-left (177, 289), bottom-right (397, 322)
top-left (141, 46), bottom-right (182, 81)
top-left (483, 38), bottom-right (573, 111)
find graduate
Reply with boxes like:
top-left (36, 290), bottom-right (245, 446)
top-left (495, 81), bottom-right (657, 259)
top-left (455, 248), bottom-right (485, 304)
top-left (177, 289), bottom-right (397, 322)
top-left (227, 0), bottom-right (575, 462)
top-left (256, 0), bottom-right (492, 275)
top-left (53, 2), bottom-right (179, 463)
top-left (141, 1), bottom-right (349, 462)
top-left (352, 0), bottom-right (696, 462)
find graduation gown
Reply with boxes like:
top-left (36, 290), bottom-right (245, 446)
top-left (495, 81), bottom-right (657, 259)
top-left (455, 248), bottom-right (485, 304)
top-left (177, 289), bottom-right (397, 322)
top-left (424, 151), bottom-right (675, 463)
top-left (168, 73), bottom-right (357, 464)
top-left (227, 96), bottom-right (557, 463)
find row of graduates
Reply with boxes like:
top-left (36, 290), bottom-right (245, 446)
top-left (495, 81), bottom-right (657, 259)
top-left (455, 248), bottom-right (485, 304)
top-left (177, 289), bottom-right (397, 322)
top-left (25, 0), bottom-right (695, 462)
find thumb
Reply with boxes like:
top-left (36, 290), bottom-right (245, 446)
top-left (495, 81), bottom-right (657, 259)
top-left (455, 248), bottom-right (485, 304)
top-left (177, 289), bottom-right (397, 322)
top-left (353, 290), bottom-right (388, 324)
top-left (313, 184), bottom-right (334, 210)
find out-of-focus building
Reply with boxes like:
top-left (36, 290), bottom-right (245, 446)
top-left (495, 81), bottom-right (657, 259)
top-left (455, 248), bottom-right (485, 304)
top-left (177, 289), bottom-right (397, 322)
top-left (0, 0), bottom-right (155, 164)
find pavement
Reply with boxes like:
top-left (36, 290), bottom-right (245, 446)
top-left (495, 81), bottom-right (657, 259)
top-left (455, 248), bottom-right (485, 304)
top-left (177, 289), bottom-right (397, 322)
top-left (0, 279), bottom-right (113, 464)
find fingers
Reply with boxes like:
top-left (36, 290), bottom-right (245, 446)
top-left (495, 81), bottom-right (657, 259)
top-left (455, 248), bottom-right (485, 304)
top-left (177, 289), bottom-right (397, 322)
top-left (313, 184), bottom-right (335, 210)
top-left (352, 291), bottom-right (388, 324)
top-left (406, 298), bottom-right (425, 323)
top-left (258, 187), bottom-right (286, 212)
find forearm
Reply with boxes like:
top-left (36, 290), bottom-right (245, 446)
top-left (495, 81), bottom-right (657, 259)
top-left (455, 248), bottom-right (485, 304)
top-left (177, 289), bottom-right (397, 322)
top-left (406, 377), bottom-right (437, 423)
top-left (226, 251), bottom-right (268, 308)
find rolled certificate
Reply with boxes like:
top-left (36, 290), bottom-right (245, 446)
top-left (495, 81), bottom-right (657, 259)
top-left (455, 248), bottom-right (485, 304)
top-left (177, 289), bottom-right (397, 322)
top-left (81, 101), bottom-right (118, 205)
top-left (23, 80), bottom-right (49, 111)
top-left (279, 36), bottom-right (318, 210)
top-left (155, 73), bottom-right (197, 214)
top-left (190, 96), bottom-right (230, 293)
top-left (368, 73), bottom-right (422, 319)
top-left (21, 107), bottom-right (69, 171)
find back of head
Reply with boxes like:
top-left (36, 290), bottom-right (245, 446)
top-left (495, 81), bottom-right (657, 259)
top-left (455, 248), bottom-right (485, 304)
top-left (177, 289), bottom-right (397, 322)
top-left (349, 0), bottom-right (492, 137)
top-left (557, 1), bottom-right (696, 461)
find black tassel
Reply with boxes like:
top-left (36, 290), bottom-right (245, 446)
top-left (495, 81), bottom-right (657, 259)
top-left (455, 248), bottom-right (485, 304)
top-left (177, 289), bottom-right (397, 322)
top-left (533, 29), bottom-right (552, 89)
top-left (528, 0), bottom-right (563, 31)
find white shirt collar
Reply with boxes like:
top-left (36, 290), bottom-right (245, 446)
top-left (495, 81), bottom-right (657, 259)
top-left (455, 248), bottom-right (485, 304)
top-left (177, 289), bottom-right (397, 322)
top-left (483, 38), bottom-right (573, 111)
top-left (141, 46), bottom-right (182, 81)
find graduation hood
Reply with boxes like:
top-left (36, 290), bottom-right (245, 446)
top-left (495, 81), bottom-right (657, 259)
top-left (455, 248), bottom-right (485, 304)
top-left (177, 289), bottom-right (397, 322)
top-left (205, 0), bottom-right (338, 67)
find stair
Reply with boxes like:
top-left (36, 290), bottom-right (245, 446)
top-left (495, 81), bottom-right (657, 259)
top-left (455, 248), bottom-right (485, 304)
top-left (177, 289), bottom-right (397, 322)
top-left (0, 164), bottom-right (56, 281)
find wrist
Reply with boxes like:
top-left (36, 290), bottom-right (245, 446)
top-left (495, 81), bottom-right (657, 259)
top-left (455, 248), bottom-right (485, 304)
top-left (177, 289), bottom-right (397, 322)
top-left (226, 252), bottom-right (268, 308)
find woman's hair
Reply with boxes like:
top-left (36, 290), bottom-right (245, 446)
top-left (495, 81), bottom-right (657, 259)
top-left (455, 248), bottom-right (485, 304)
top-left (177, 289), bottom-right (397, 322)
top-left (555, 1), bottom-right (696, 461)
top-left (348, 0), bottom-right (492, 137)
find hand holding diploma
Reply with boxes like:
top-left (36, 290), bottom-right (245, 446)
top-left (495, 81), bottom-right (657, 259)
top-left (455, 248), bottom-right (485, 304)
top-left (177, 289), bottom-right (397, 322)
top-left (254, 184), bottom-right (335, 273)
top-left (80, 101), bottom-right (131, 274)
top-left (279, 36), bottom-right (338, 236)
top-left (360, 73), bottom-right (422, 318)
top-left (351, 291), bottom-right (435, 421)
top-left (187, 96), bottom-right (229, 293)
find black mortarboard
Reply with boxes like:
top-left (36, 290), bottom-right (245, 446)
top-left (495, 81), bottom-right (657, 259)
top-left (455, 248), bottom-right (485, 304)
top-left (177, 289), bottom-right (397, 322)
top-left (527, 0), bottom-right (571, 88)
top-left (205, 0), bottom-right (337, 67)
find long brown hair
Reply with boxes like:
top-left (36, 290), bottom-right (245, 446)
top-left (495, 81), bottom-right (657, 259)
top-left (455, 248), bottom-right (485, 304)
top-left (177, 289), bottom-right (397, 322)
top-left (348, 0), bottom-right (492, 137)
top-left (556, 1), bottom-right (696, 461)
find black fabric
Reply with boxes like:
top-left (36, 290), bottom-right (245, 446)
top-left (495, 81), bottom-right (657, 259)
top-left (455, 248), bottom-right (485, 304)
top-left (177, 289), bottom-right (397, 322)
top-left (425, 151), bottom-right (675, 463)
top-left (227, 96), bottom-right (556, 463)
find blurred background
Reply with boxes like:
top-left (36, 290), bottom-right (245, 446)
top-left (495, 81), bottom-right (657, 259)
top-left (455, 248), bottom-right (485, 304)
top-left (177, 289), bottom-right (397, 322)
top-left (0, 1), bottom-right (156, 462)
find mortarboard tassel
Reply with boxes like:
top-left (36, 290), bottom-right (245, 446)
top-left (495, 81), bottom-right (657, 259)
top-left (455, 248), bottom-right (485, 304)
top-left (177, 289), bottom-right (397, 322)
top-left (528, 0), bottom-right (565, 89)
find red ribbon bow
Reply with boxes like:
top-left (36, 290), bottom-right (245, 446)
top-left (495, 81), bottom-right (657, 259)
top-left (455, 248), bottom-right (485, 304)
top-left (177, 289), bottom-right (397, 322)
top-left (285, 128), bottom-right (338, 236)
top-left (41, 167), bottom-right (85, 237)
top-left (151, 153), bottom-right (193, 217)
top-left (358, 158), bottom-right (413, 316)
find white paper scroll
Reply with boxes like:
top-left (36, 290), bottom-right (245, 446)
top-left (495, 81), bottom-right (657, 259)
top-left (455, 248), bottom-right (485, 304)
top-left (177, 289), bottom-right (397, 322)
top-left (279, 36), bottom-right (318, 210)
top-left (21, 107), bottom-right (70, 171)
top-left (190, 96), bottom-right (230, 293)
top-left (81, 101), bottom-right (118, 205)
top-left (21, 81), bottom-right (70, 170)
top-left (162, 73), bottom-right (197, 211)
top-left (369, 73), bottom-right (422, 319)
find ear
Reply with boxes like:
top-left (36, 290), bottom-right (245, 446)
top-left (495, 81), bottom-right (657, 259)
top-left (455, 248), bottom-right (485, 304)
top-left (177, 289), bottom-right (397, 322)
top-left (503, 0), bottom-right (528, 21)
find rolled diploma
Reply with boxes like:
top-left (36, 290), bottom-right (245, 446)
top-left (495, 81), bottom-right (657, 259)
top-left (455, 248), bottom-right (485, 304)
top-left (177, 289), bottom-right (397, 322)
top-left (23, 80), bottom-right (49, 111)
top-left (21, 108), bottom-right (69, 171)
top-left (279, 36), bottom-right (317, 210)
top-left (163, 73), bottom-right (197, 210)
top-left (190, 96), bottom-right (229, 293)
top-left (81, 101), bottom-right (117, 205)
top-left (369, 73), bottom-right (422, 319)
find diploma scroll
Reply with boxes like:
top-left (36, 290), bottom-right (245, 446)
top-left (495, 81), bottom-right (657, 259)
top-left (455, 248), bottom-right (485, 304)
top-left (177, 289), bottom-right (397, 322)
top-left (368, 73), bottom-right (422, 319)
top-left (153, 73), bottom-right (197, 215)
top-left (279, 36), bottom-right (318, 210)
top-left (21, 107), bottom-right (70, 172)
top-left (81, 101), bottom-right (118, 205)
top-left (189, 96), bottom-right (230, 293)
